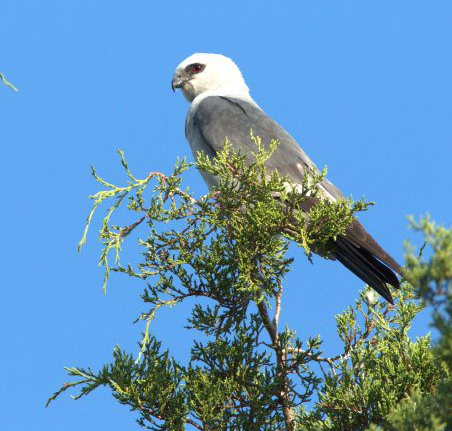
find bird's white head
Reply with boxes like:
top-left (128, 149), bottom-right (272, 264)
top-left (171, 53), bottom-right (250, 102)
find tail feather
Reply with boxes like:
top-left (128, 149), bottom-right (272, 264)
top-left (345, 220), bottom-right (404, 276)
top-left (333, 236), bottom-right (400, 304)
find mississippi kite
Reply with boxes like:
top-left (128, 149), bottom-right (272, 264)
top-left (171, 53), bottom-right (402, 303)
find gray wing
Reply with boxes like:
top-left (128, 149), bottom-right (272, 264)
top-left (188, 95), bottom-right (403, 303)
top-left (188, 96), bottom-right (343, 200)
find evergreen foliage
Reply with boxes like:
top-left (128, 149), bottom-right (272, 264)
top-left (0, 72), bottom-right (18, 91)
top-left (48, 139), bottom-right (452, 430)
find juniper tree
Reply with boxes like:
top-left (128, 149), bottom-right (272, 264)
top-left (48, 139), bottom-right (451, 430)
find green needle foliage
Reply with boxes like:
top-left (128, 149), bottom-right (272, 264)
top-left (48, 137), bottom-right (452, 430)
top-left (0, 72), bottom-right (18, 92)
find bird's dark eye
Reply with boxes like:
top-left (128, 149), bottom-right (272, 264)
top-left (187, 63), bottom-right (205, 74)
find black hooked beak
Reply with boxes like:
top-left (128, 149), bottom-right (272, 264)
top-left (171, 75), bottom-right (186, 92)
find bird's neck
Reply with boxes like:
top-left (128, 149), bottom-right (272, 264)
top-left (191, 87), bottom-right (256, 107)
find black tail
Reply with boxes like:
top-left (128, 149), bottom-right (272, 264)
top-left (333, 236), bottom-right (401, 304)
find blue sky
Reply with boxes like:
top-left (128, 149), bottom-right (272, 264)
top-left (1, 1), bottom-right (451, 429)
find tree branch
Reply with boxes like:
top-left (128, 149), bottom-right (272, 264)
top-left (257, 299), bottom-right (294, 430)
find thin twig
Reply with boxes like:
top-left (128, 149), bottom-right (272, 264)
top-left (273, 287), bottom-right (283, 334)
top-left (257, 299), bottom-right (294, 430)
top-left (257, 300), bottom-right (277, 345)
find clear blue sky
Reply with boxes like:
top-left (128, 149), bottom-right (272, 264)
top-left (1, 1), bottom-right (451, 429)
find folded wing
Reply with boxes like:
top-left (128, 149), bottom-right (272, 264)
top-left (187, 95), bottom-right (402, 303)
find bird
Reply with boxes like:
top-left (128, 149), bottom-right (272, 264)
top-left (171, 52), bottom-right (403, 304)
